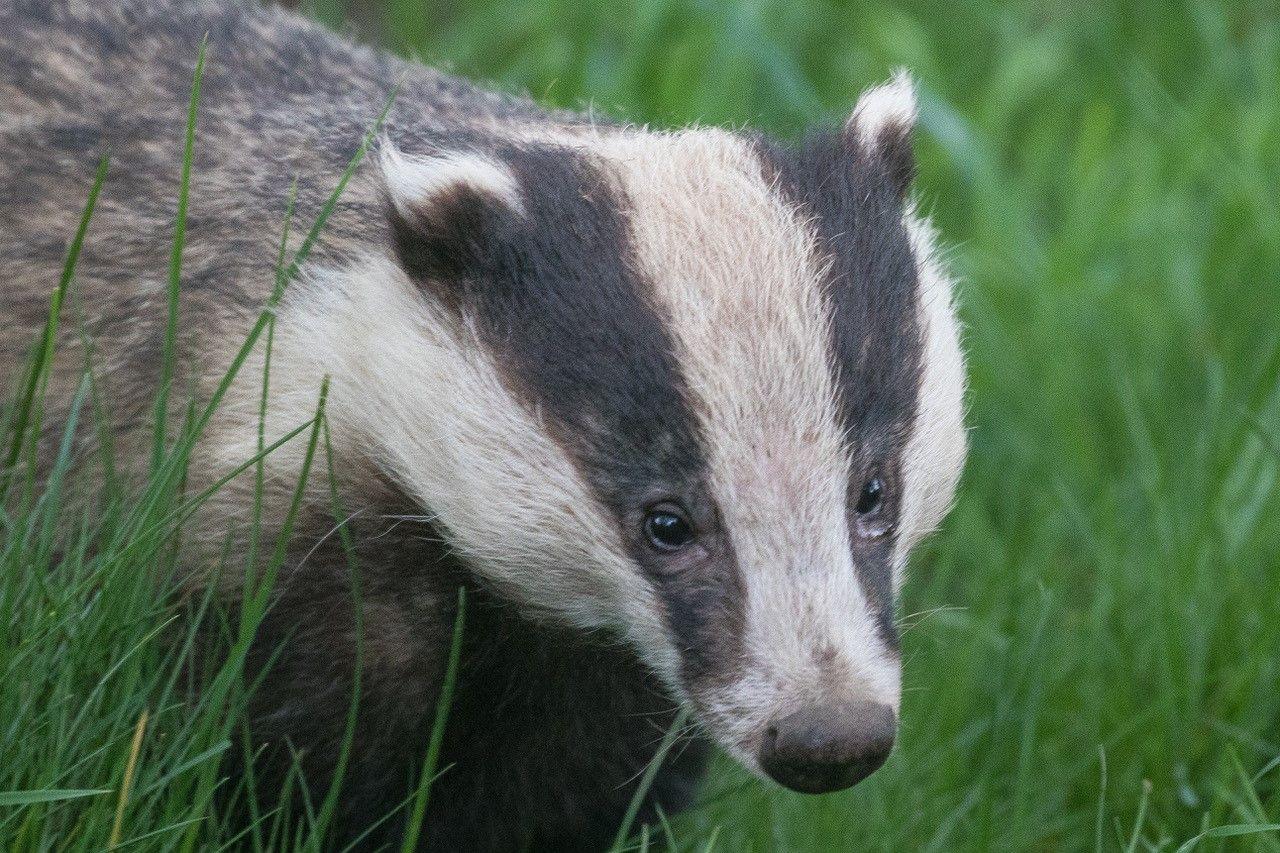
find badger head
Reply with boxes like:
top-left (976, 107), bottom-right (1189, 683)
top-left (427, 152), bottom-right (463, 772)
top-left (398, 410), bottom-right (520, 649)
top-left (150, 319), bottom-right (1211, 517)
top-left (358, 72), bottom-right (967, 794)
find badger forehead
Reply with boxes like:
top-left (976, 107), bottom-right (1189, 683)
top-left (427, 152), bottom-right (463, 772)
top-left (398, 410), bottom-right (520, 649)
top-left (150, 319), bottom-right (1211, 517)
top-left (463, 124), bottom-right (928, 458)
top-left (596, 132), bottom-right (857, 510)
top-left (589, 126), bottom-right (925, 614)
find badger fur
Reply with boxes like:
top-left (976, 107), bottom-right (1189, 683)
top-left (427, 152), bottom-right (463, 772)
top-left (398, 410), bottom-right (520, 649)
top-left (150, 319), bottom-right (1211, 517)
top-left (0, 0), bottom-right (968, 848)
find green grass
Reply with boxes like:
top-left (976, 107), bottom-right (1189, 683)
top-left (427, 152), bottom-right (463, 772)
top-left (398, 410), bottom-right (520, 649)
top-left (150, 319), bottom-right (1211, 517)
top-left (4, 0), bottom-right (1280, 848)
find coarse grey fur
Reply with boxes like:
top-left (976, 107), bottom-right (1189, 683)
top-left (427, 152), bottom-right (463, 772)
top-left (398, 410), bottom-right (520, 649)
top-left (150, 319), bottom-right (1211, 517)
top-left (0, 2), bottom-right (697, 848)
top-left (0, 0), bottom-right (967, 848)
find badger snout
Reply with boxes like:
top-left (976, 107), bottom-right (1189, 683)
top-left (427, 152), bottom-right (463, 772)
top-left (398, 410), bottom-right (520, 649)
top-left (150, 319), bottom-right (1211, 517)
top-left (757, 700), bottom-right (896, 793)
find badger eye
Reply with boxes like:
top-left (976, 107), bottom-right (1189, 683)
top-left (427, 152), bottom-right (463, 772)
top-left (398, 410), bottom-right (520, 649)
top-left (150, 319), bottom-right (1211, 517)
top-left (855, 477), bottom-right (885, 516)
top-left (643, 504), bottom-right (695, 552)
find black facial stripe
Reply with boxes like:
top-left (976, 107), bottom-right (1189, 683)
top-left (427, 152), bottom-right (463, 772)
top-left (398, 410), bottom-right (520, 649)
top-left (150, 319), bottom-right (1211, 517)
top-left (755, 129), bottom-right (924, 644)
top-left (462, 146), bottom-right (702, 511)
top-left (390, 143), bottom-right (746, 684)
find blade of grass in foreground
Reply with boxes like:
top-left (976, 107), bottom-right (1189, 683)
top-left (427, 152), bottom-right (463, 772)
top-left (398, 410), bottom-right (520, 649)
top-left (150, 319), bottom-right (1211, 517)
top-left (152, 38), bottom-right (206, 474)
top-left (398, 586), bottom-right (467, 853)
top-left (1173, 824), bottom-right (1280, 853)
top-left (610, 706), bottom-right (693, 852)
top-left (308, 415), bottom-right (366, 847)
top-left (0, 790), bottom-right (111, 807)
top-left (107, 709), bottom-right (151, 849)
top-left (244, 179), bottom-right (298, 582)
top-left (0, 153), bottom-right (109, 499)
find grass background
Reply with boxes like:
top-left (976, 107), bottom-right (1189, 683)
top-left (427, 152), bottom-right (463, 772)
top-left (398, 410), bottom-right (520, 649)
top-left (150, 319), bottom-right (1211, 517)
top-left (3, 0), bottom-right (1280, 849)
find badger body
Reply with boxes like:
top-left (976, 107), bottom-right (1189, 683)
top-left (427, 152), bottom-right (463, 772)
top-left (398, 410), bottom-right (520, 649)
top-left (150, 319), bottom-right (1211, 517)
top-left (0, 1), bottom-right (968, 849)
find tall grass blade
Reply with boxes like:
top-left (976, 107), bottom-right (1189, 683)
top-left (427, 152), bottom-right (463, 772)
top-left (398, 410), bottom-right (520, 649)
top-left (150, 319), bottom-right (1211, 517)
top-left (1173, 824), bottom-right (1280, 853)
top-left (399, 586), bottom-right (467, 853)
top-left (108, 709), bottom-right (150, 850)
top-left (309, 415), bottom-right (366, 846)
top-left (609, 706), bottom-right (693, 852)
top-left (0, 790), bottom-right (111, 807)
top-left (1, 153), bottom-right (109, 496)
top-left (152, 38), bottom-right (206, 473)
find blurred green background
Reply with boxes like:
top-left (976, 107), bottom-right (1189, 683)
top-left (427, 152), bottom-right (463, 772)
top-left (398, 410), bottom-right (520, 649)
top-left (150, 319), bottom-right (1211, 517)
top-left (3, 0), bottom-right (1278, 849)
top-left (295, 0), bottom-right (1280, 847)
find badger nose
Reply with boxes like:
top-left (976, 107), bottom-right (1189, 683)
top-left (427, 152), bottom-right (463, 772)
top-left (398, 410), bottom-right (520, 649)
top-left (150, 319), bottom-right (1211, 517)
top-left (758, 701), bottom-right (896, 794)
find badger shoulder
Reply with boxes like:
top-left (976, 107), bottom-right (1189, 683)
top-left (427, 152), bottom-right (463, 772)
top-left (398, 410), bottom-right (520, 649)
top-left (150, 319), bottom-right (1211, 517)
top-left (0, 0), bottom-right (578, 479)
top-left (0, 0), bottom-right (569, 311)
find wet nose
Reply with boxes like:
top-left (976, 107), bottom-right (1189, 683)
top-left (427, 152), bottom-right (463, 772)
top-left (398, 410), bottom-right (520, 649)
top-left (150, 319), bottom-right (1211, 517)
top-left (758, 700), bottom-right (896, 793)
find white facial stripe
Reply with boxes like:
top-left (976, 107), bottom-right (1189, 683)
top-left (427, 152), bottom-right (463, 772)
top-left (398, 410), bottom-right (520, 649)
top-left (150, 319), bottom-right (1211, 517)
top-left (599, 129), bottom-right (900, 748)
top-left (208, 255), bottom-right (680, 681)
top-left (894, 211), bottom-right (968, 577)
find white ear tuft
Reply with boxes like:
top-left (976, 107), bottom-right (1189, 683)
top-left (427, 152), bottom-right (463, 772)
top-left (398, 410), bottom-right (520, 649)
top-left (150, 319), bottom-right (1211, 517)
top-left (846, 69), bottom-right (918, 151)
top-left (379, 141), bottom-right (524, 217)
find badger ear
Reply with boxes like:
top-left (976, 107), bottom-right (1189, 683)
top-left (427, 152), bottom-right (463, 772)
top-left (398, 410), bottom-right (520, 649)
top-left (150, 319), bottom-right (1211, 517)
top-left (844, 70), bottom-right (917, 197)
top-left (380, 142), bottom-right (524, 281)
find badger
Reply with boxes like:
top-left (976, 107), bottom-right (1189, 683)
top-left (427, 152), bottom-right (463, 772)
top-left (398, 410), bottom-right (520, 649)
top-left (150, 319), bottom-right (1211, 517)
top-left (0, 0), bottom-right (968, 848)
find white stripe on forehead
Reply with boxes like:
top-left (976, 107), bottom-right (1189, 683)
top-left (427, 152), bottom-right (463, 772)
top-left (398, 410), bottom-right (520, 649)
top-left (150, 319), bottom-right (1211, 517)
top-left (602, 130), bottom-right (849, 565)
top-left (598, 129), bottom-right (896, 705)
